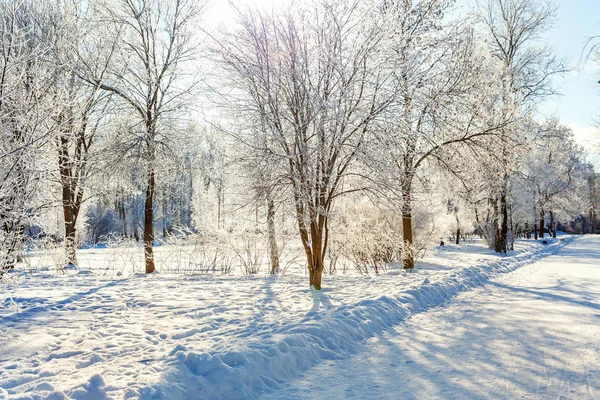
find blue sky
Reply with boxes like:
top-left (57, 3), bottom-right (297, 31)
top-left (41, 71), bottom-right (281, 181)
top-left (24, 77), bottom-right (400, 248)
top-left (539, 0), bottom-right (600, 154)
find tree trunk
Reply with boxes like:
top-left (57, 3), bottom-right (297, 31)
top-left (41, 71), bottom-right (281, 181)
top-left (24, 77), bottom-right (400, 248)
top-left (508, 203), bottom-right (514, 250)
top-left (474, 208), bottom-right (483, 239)
top-left (550, 210), bottom-right (556, 238)
top-left (539, 208), bottom-right (545, 239)
top-left (299, 219), bottom-right (326, 290)
top-left (499, 191), bottom-right (508, 254)
top-left (402, 208), bottom-right (414, 269)
top-left (58, 133), bottom-right (82, 267)
top-left (217, 187), bottom-right (222, 230)
top-left (162, 188), bottom-right (167, 238)
top-left (120, 198), bottom-right (127, 237)
top-left (401, 175), bottom-right (415, 269)
top-left (455, 213), bottom-right (460, 245)
top-left (309, 256), bottom-right (324, 290)
top-left (538, 208), bottom-right (546, 239)
top-left (493, 198), bottom-right (502, 253)
top-left (266, 197), bottom-right (279, 274)
top-left (309, 216), bottom-right (326, 288)
top-left (144, 167), bottom-right (156, 273)
top-left (63, 205), bottom-right (78, 266)
top-left (294, 195), bottom-right (326, 290)
top-left (62, 178), bottom-right (78, 266)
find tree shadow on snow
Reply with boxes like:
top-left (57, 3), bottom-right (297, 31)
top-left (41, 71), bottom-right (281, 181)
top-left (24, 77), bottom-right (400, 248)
top-left (0, 279), bottom-right (127, 325)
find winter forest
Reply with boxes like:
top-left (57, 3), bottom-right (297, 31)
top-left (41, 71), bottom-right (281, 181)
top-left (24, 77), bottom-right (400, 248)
top-left (1, 0), bottom-right (600, 398)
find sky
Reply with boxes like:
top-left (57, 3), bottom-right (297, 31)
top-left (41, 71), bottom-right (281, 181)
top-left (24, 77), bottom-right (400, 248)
top-left (538, 0), bottom-right (600, 159)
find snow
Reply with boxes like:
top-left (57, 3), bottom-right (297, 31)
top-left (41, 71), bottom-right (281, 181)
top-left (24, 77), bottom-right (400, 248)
top-left (1, 235), bottom-right (597, 399)
top-left (264, 235), bottom-right (600, 399)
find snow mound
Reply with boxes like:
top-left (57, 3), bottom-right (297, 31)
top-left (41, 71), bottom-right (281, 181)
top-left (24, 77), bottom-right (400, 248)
top-left (142, 237), bottom-right (572, 399)
top-left (70, 374), bottom-right (112, 400)
top-left (46, 392), bottom-right (69, 400)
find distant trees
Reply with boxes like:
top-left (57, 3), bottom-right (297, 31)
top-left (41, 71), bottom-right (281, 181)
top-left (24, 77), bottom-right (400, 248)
top-left (520, 120), bottom-right (590, 239)
top-left (84, 201), bottom-right (120, 244)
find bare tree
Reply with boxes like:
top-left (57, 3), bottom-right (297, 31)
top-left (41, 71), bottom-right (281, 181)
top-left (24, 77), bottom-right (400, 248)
top-left (479, 0), bottom-right (567, 253)
top-left (81, 0), bottom-right (203, 273)
top-left (216, 0), bottom-right (392, 289)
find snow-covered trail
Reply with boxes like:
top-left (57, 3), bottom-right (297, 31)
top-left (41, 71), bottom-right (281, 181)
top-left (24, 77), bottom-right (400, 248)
top-left (265, 235), bottom-right (600, 400)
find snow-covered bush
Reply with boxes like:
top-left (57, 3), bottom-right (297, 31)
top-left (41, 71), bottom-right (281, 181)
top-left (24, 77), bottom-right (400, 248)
top-left (329, 204), bottom-right (402, 274)
top-left (103, 235), bottom-right (144, 274)
top-left (230, 234), bottom-right (267, 275)
top-left (21, 236), bottom-right (66, 273)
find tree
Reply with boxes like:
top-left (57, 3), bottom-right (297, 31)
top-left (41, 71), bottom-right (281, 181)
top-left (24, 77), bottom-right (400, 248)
top-left (0, 0), bottom-right (55, 272)
top-left (239, 126), bottom-right (282, 274)
top-left (47, 0), bottom-right (112, 266)
top-left (520, 120), bottom-right (590, 238)
top-left (365, 0), bottom-right (510, 269)
top-left (82, 0), bottom-right (203, 273)
top-left (479, 0), bottom-right (566, 253)
top-left (216, 0), bottom-right (392, 289)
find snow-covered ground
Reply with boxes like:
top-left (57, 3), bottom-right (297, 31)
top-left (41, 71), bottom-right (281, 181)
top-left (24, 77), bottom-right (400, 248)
top-left (1, 236), bottom-right (595, 399)
top-left (265, 235), bottom-right (600, 399)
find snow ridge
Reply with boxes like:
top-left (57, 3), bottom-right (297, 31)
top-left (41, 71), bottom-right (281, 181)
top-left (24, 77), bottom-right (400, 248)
top-left (141, 238), bottom-right (573, 400)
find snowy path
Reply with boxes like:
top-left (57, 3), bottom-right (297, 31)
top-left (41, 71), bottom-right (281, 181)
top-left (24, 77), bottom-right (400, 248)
top-left (265, 235), bottom-right (600, 400)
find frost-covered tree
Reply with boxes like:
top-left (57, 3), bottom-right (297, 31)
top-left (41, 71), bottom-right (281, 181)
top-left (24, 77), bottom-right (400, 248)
top-left (519, 120), bottom-right (590, 238)
top-left (365, 1), bottom-right (511, 269)
top-left (0, 0), bottom-right (56, 272)
top-left (45, 1), bottom-right (113, 266)
top-left (478, 0), bottom-right (567, 253)
top-left (216, 0), bottom-right (392, 289)
top-left (82, 0), bottom-right (203, 273)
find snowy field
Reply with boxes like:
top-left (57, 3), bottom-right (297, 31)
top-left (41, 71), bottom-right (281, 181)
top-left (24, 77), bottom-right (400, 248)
top-left (1, 235), bottom-right (596, 399)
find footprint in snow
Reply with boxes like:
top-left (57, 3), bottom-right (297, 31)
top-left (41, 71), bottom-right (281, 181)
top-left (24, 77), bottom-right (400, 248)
top-left (76, 354), bottom-right (106, 369)
top-left (47, 350), bottom-right (84, 361)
